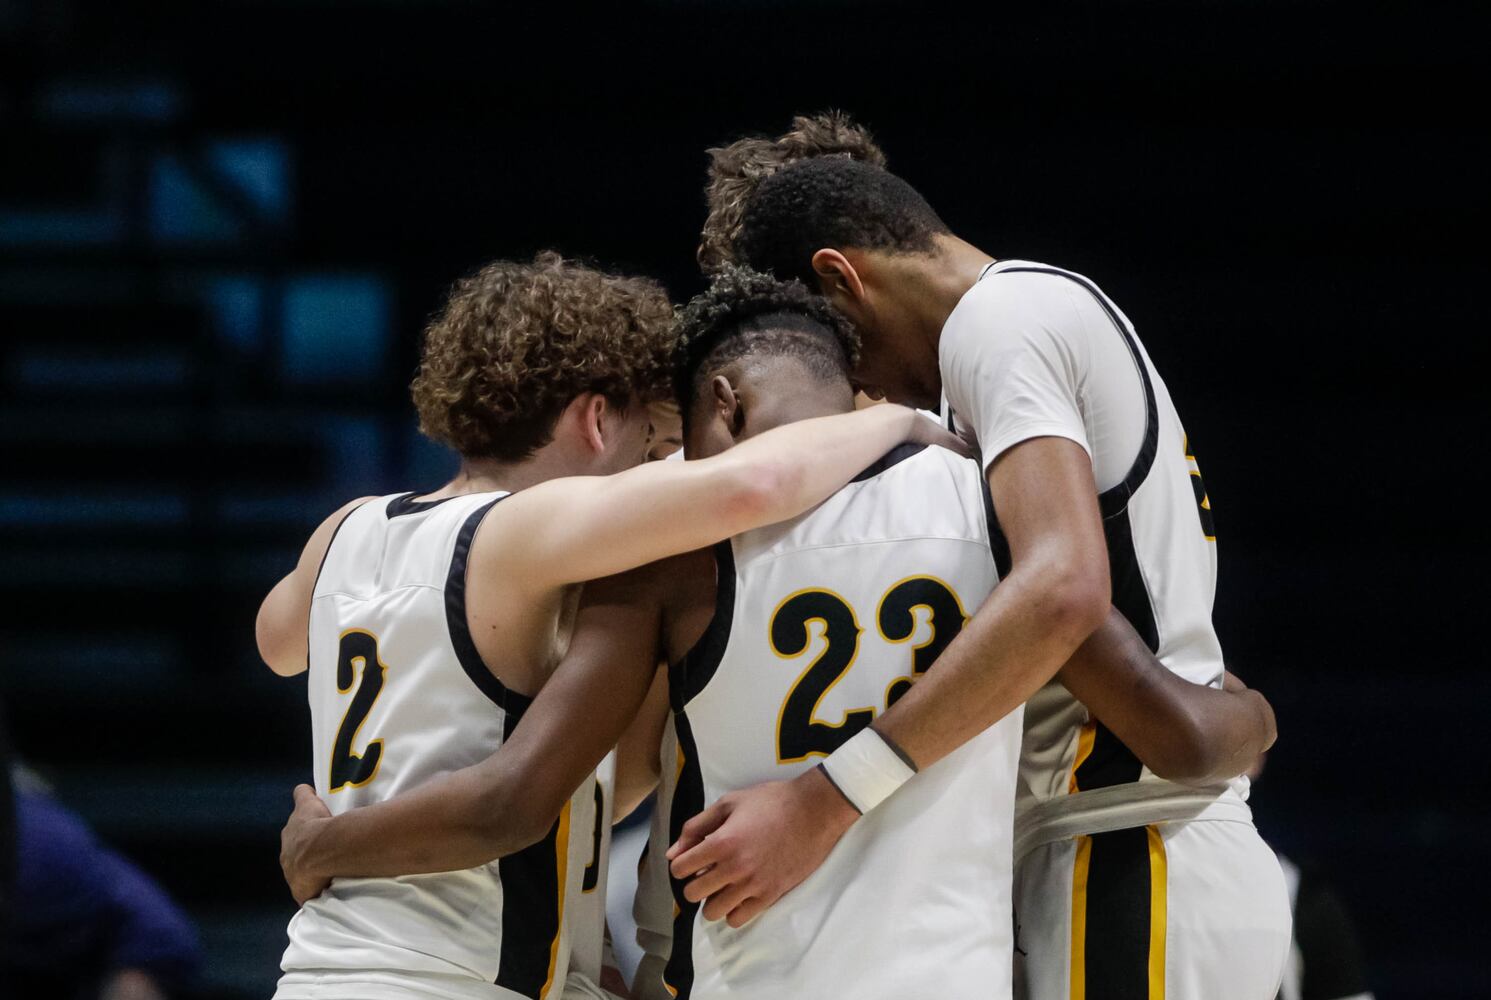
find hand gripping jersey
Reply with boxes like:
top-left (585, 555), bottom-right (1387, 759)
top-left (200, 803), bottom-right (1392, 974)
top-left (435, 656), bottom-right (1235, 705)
top-left (662, 444), bottom-right (1022, 1000)
top-left (275, 492), bottom-right (599, 1000)
top-left (938, 261), bottom-right (1253, 858)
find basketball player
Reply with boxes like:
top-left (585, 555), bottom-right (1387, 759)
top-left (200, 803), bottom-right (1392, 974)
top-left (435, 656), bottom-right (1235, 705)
top-left (278, 269), bottom-right (1277, 999)
top-left (256, 252), bottom-right (960, 1000)
top-left (669, 134), bottom-right (1293, 1000)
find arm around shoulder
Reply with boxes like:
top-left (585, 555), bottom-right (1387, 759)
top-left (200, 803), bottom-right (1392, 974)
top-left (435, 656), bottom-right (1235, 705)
top-left (493, 404), bottom-right (957, 591)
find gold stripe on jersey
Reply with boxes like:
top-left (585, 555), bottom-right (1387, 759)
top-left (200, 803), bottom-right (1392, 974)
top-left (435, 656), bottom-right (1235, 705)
top-left (1069, 721), bottom-right (1097, 794)
top-left (1147, 825), bottom-right (1168, 999)
top-left (540, 800), bottom-right (573, 1000)
top-left (1070, 834), bottom-right (1092, 1000)
top-left (1183, 435), bottom-right (1215, 542)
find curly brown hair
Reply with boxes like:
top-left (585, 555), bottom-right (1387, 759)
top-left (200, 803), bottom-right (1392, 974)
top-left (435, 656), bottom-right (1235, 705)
top-left (412, 252), bottom-right (675, 461)
top-left (698, 111), bottom-right (887, 274)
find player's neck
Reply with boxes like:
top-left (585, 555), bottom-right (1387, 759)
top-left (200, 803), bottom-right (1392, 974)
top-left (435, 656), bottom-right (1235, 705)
top-left (754, 395), bottom-right (853, 434)
top-left (909, 234), bottom-right (995, 340)
top-left (739, 370), bottom-right (855, 438)
top-left (438, 449), bottom-right (576, 497)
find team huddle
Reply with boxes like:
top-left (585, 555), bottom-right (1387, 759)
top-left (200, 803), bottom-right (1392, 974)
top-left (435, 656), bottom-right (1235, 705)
top-left (255, 114), bottom-right (1291, 1000)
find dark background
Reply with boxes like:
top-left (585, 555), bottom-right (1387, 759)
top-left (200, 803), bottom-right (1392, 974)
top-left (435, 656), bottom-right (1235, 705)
top-left (1, 0), bottom-right (1483, 996)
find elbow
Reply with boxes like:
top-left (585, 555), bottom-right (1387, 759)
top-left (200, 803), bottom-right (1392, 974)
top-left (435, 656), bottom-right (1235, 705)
top-left (1257, 691), bottom-right (1279, 749)
top-left (473, 783), bottom-right (564, 858)
top-left (1142, 709), bottom-right (1218, 785)
top-left (1147, 693), bottom-right (1276, 786)
top-left (256, 607), bottom-right (300, 678)
top-left (1039, 569), bottom-right (1110, 648)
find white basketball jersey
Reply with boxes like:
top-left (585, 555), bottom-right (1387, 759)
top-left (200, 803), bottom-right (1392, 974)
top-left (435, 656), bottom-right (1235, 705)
top-left (276, 491), bottom-right (597, 1000)
top-left (568, 751), bottom-right (616, 986)
top-left (938, 261), bottom-right (1251, 861)
top-left (661, 445), bottom-right (1022, 1000)
top-left (631, 719), bottom-right (679, 1000)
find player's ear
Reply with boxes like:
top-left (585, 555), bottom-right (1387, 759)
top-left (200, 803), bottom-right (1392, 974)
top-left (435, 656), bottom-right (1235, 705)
top-left (710, 376), bottom-right (745, 439)
top-left (572, 392), bottom-right (609, 454)
top-left (812, 248), bottom-right (865, 308)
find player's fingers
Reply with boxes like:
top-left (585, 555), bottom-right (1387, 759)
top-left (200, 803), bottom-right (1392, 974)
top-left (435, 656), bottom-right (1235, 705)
top-left (724, 895), bottom-right (769, 929)
top-left (682, 859), bottom-right (749, 903)
top-left (667, 800), bottom-right (731, 861)
top-left (700, 878), bottom-right (755, 922)
top-left (670, 835), bottom-right (724, 880)
top-left (292, 783), bottom-right (318, 807)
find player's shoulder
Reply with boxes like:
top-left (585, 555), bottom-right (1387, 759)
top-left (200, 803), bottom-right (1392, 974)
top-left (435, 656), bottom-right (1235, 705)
top-left (942, 260), bottom-right (1095, 372)
top-left (965, 260), bottom-right (1090, 317)
top-left (298, 494), bottom-right (381, 568)
top-left (872, 440), bottom-right (980, 480)
top-left (316, 493), bottom-right (382, 538)
top-left (845, 443), bottom-right (985, 518)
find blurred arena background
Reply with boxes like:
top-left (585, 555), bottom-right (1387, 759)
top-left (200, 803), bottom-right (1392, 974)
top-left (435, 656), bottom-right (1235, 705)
top-left (0, 0), bottom-right (1482, 997)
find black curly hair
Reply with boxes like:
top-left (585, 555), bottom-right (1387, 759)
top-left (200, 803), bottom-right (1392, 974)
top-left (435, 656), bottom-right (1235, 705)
top-left (736, 156), bottom-right (950, 287)
top-left (674, 265), bottom-right (861, 429)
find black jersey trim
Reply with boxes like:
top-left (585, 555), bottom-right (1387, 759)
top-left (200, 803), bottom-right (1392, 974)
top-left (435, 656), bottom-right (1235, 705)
top-left (976, 267), bottom-right (1161, 793)
top-left (444, 495), bottom-right (533, 717)
top-left (305, 498), bottom-right (372, 671)
top-left (662, 709), bottom-right (706, 999)
top-left (992, 266), bottom-right (1159, 521)
top-left (386, 491), bottom-right (461, 518)
top-left (1074, 718), bottom-right (1146, 792)
top-left (849, 441), bottom-right (928, 483)
top-left (1103, 507), bottom-right (1160, 654)
top-left (495, 709), bottom-right (564, 997)
top-left (668, 541), bottom-right (736, 711)
top-left (979, 469), bottom-right (1013, 579)
top-left (1077, 826), bottom-right (1161, 1000)
top-left (1068, 507), bottom-right (1156, 791)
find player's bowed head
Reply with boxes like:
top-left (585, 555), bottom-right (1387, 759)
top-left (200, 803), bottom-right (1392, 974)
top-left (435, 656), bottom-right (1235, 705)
top-left (410, 250), bottom-right (677, 480)
top-left (672, 265), bottom-right (862, 460)
top-left (698, 110), bottom-right (887, 275)
top-left (733, 156), bottom-right (990, 413)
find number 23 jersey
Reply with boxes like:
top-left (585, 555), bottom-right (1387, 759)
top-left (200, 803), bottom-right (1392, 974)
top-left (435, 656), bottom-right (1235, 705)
top-left (663, 444), bottom-right (1022, 1000)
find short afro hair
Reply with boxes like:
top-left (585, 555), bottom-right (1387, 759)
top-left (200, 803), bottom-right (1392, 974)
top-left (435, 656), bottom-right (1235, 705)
top-left (412, 251), bottom-right (675, 461)
top-left (737, 157), bottom-right (950, 287)
top-left (699, 111), bottom-right (887, 274)
top-left (674, 265), bottom-right (860, 427)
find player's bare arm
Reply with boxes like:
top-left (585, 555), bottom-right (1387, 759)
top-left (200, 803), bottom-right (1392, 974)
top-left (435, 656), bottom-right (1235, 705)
top-left (486, 402), bottom-right (967, 594)
top-left (612, 662), bottom-right (672, 821)
top-left (669, 435), bottom-right (1111, 924)
top-left (255, 496), bottom-right (376, 677)
top-left (279, 554), bottom-right (694, 903)
top-left (1058, 621), bottom-right (1276, 785)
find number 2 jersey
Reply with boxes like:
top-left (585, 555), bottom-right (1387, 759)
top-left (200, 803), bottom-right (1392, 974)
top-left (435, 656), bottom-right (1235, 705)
top-left (662, 443), bottom-right (1022, 1000)
top-left (276, 491), bottom-right (600, 1000)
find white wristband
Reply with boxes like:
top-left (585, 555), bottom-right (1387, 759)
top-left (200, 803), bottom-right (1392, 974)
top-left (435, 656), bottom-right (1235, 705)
top-left (819, 727), bottom-right (917, 815)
